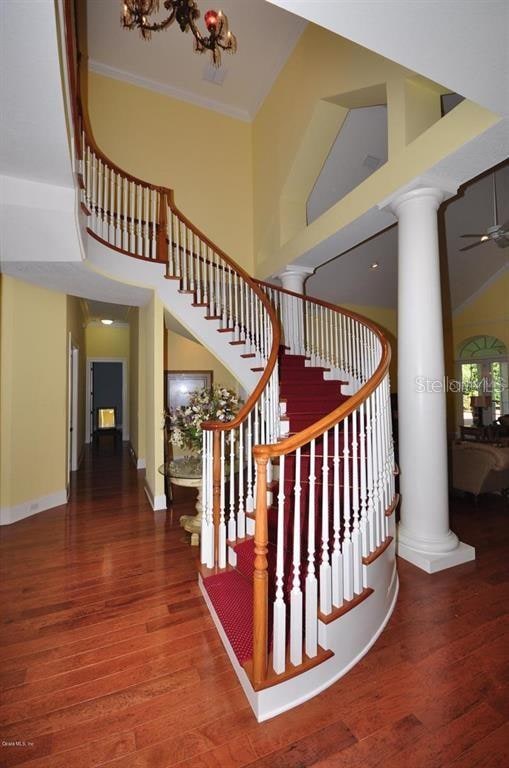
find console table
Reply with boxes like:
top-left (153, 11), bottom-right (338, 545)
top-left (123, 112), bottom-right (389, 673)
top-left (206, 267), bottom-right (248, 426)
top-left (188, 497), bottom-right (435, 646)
top-left (159, 457), bottom-right (202, 546)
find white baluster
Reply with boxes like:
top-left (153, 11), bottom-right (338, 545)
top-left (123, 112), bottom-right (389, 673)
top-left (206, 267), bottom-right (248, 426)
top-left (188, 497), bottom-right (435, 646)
top-left (371, 390), bottom-right (381, 548)
top-left (97, 160), bottom-right (104, 238)
top-left (359, 401), bottom-right (369, 565)
top-left (228, 429), bottom-right (236, 543)
top-left (290, 447), bottom-right (303, 666)
top-left (273, 454), bottom-right (286, 675)
top-left (201, 430), bottom-right (214, 568)
top-left (121, 177), bottom-right (128, 250)
top-left (246, 411), bottom-right (254, 514)
top-left (115, 173), bottom-right (122, 247)
top-left (218, 432), bottom-right (227, 568)
top-left (109, 167), bottom-right (115, 243)
top-left (141, 186), bottom-right (147, 258)
top-left (320, 430), bottom-right (332, 615)
top-left (129, 181), bottom-right (135, 253)
top-left (351, 409), bottom-right (363, 594)
top-left (237, 422), bottom-right (245, 538)
top-left (366, 393), bottom-right (376, 553)
top-left (342, 416), bottom-right (353, 601)
top-left (91, 153), bottom-right (98, 233)
top-left (134, 184), bottom-right (141, 255)
top-left (305, 438), bottom-right (318, 658)
top-left (331, 423), bottom-right (343, 607)
top-left (195, 234), bottom-right (202, 304)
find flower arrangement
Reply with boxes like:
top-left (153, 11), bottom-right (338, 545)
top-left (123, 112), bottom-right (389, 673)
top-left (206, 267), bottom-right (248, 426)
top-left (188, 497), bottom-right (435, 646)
top-left (168, 385), bottom-right (241, 454)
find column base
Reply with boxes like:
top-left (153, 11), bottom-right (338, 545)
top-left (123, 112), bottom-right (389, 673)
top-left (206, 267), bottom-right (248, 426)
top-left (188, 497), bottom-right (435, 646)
top-left (397, 540), bottom-right (475, 574)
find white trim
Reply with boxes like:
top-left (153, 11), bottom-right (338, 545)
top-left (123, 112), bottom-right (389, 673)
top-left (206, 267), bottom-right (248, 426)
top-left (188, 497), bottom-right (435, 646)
top-left (71, 346), bottom-right (79, 472)
top-left (453, 263), bottom-right (509, 316)
top-left (88, 60), bottom-right (251, 123)
top-left (0, 489), bottom-right (68, 526)
top-left (129, 443), bottom-right (146, 470)
top-left (86, 357), bottom-right (129, 442)
top-left (143, 480), bottom-right (167, 511)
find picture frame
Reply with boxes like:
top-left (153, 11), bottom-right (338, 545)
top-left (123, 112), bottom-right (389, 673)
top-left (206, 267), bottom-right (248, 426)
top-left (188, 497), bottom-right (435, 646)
top-left (165, 370), bottom-right (213, 411)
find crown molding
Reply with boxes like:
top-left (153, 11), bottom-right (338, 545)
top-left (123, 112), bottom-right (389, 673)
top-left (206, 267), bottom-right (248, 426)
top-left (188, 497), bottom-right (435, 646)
top-left (453, 262), bottom-right (509, 316)
top-left (88, 60), bottom-right (251, 123)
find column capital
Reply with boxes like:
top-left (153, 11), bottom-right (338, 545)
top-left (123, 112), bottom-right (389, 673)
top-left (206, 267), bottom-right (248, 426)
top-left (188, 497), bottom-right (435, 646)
top-left (277, 264), bottom-right (315, 281)
top-left (377, 174), bottom-right (459, 217)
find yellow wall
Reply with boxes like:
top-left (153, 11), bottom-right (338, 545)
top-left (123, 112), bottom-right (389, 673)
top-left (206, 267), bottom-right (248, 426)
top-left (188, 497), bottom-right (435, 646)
top-left (129, 308), bottom-right (142, 462)
top-left (453, 270), bottom-right (509, 353)
top-left (0, 276), bottom-right (67, 516)
top-left (252, 24), bottom-right (500, 279)
top-left (67, 295), bottom-right (86, 459)
top-left (140, 293), bottom-right (164, 503)
top-left (85, 323), bottom-right (130, 359)
top-left (86, 72), bottom-right (254, 273)
top-left (166, 329), bottom-right (240, 395)
top-left (340, 303), bottom-right (398, 388)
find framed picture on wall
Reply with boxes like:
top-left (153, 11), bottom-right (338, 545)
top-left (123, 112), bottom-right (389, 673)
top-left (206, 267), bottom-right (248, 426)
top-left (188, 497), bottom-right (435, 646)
top-left (165, 370), bottom-right (213, 412)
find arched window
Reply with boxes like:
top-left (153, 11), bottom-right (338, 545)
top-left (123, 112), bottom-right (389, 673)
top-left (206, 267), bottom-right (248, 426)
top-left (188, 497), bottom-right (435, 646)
top-left (458, 335), bottom-right (508, 427)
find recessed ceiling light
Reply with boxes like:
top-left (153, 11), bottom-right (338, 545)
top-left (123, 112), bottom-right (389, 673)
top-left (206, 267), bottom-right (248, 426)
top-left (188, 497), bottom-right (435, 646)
top-left (480, 235), bottom-right (489, 242)
top-left (370, 262), bottom-right (380, 270)
top-left (101, 319), bottom-right (114, 325)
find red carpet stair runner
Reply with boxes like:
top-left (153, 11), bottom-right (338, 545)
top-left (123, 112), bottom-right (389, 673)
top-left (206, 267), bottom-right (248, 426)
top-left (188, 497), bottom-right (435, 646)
top-left (202, 350), bottom-right (350, 665)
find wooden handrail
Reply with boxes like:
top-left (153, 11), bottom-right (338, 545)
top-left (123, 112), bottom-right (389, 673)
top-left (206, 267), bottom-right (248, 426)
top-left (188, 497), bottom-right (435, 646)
top-left (253, 279), bottom-right (391, 459)
top-left (254, 278), bottom-right (389, 343)
top-left (252, 455), bottom-right (269, 686)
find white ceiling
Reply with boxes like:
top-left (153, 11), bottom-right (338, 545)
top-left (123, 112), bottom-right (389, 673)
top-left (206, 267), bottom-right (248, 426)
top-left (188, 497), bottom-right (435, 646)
top-left (0, 261), bottom-right (152, 306)
top-left (268, 0), bottom-right (509, 118)
top-left (86, 0), bottom-right (307, 121)
top-left (308, 162), bottom-right (509, 312)
top-left (0, 0), bottom-right (74, 186)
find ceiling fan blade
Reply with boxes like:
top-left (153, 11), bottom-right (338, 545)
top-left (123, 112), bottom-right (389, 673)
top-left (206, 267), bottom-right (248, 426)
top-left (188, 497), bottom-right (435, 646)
top-left (459, 240), bottom-right (489, 252)
top-left (460, 233), bottom-right (485, 238)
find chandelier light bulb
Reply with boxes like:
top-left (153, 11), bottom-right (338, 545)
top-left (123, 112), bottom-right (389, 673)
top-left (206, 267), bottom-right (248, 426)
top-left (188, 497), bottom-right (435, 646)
top-left (204, 10), bottom-right (219, 31)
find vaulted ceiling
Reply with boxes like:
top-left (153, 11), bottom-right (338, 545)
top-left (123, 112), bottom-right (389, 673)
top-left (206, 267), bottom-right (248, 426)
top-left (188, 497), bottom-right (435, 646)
top-left (86, 0), bottom-right (306, 121)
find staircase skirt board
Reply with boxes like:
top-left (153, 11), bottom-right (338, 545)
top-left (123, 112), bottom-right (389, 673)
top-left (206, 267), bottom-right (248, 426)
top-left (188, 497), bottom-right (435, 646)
top-left (85, 236), bottom-right (260, 392)
top-left (200, 530), bottom-right (398, 722)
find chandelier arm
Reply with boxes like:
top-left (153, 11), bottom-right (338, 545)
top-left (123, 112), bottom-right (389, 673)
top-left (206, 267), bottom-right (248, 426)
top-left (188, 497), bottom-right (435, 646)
top-left (135, 7), bottom-right (176, 33)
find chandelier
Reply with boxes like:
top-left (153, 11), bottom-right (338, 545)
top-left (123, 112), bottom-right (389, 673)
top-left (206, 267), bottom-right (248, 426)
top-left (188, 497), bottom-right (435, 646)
top-left (122, 1), bottom-right (237, 67)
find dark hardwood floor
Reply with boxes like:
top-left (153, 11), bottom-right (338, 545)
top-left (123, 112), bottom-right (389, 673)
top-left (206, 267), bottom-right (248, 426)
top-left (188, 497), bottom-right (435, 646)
top-left (1, 444), bottom-right (507, 768)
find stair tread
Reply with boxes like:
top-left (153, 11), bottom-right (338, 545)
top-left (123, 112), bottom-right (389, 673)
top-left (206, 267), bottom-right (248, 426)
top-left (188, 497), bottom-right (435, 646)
top-left (202, 569), bottom-right (253, 664)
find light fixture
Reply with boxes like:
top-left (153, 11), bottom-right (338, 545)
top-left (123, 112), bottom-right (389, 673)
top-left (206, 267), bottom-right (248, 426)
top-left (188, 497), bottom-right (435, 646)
top-left (370, 262), bottom-right (380, 270)
top-left (101, 319), bottom-right (114, 325)
top-left (122, 1), bottom-right (237, 67)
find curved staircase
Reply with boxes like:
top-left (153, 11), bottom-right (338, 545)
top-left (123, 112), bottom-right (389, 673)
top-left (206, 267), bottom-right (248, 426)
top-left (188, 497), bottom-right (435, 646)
top-left (62, 0), bottom-right (399, 723)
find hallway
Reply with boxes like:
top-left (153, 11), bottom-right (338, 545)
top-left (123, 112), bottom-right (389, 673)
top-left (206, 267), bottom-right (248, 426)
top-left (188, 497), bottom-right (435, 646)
top-left (0, 447), bottom-right (507, 768)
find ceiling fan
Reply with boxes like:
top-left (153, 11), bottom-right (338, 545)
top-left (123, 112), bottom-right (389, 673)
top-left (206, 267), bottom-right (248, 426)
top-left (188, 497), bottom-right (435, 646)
top-left (460, 170), bottom-right (509, 251)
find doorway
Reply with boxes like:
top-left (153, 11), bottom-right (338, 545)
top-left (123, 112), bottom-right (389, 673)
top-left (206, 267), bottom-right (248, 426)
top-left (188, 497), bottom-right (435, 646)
top-left (86, 358), bottom-right (128, 443)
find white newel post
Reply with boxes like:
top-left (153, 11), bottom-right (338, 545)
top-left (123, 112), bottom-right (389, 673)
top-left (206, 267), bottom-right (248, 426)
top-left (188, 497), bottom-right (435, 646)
top-left (278, 266), bottom-right (314, 355)
top-left (388, 185), bottom-right (475, 573)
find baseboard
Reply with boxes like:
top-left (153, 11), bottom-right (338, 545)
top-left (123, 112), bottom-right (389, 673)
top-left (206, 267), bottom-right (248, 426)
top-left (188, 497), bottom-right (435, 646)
top-left (0, 489), bottom-right (68, 526)
top-left (128, 443), bottom-right (146, 470)
top-left (143, 480), bottom-right (166, 511)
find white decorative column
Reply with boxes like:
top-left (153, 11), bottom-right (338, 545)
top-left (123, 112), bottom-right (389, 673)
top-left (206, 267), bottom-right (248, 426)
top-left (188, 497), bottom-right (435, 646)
top-left (389, 185), bottom-right (475, 573)
top-left (278, 265), bottom-right (314, 355)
